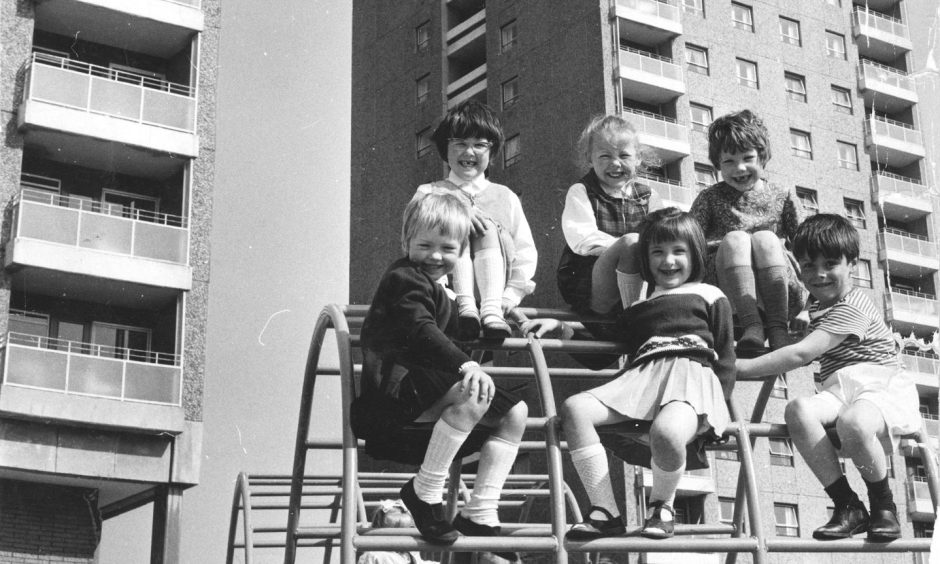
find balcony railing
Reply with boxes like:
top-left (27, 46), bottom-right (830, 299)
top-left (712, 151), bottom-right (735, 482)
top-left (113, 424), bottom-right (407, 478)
top-left (879, 228), bottom-right (938, 259)
top-left (859, 59), bottom-right (915, 92)
top-left (2, 332), bottom-right (181, 405)
top-left (867, 116), bottom-right (923, 145)
top-left (23, 52), bottom-right (196, 133)
top-left (886, 290), bottom-right (940, 321)
top-left (622, 108), bottom-right (687, 142)
top-left (12, 187), bottom-right (190, 265)
top-left (872, 171), bottom-right (927, 200)
top-left (902, 351), bottom-right (940, 378)
top-left (639, 175), bottom-right (694, 208)
top-left (619, 0), bottom-right (681, 23)
top-left (854, 7), bottom-right (909, 39)
top-left (619, 46), bottom-right (683, 82)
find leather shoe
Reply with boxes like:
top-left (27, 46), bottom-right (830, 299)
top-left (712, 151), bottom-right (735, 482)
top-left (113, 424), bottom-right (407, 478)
top-left (452, 514), bottom-right (519, 562)
top-left (812, 502), bottom-right (869, 540)
top-left (400, 478), bottom-right (459, 544)
top-left (566, 506), bottom-right (626, 540)
top-left (867, 508), bottom-right (901, 541)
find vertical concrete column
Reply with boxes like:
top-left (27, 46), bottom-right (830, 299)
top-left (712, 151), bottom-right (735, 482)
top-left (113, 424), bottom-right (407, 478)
top-left (151, 484), bottom-right (184, 564)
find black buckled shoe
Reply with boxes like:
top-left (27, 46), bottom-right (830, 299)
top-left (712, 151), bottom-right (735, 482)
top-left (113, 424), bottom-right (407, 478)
top-left (566, 506), bottom-right (626, 540)
top-left (812, 502), bottom-right (869, 540)
top-left (640, 501), bottom-right (675, 539)
top-left (867, 508), bottom-right (901, 541)
top-left (456, 313), bottom-right (481, 341)
top-left (400, 478), bottom-right (459, 544)
top-left (452, 514), bottom-right (520, 562)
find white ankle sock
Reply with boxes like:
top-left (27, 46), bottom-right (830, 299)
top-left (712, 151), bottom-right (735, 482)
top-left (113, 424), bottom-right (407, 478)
top-left (650, 459), bottom-right (684, 507)
top-left (616, 270), bottom-right (644, 308)
top-left (460, 435), bottom-right (519, 527)
top-left (571, 443), bottom-right (618, 519)
top-left (474, 247), bottom-right (505, 319)
top-left (452, 250), bottom-right (477, 317)
top-left (414, 419), bottom-right (470, 504)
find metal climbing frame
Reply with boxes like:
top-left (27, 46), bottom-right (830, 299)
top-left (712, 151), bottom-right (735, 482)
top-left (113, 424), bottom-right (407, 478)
top-left (227, 303), bottom-right (939, 563)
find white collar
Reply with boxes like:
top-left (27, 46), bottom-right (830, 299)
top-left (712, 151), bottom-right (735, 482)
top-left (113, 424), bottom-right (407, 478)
top-left (447, 171), bottom-right (490, 192)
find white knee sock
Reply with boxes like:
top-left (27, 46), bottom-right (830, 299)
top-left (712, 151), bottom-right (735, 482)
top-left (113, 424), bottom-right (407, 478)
top-left (460, 435), bottom-right (519, 526)
top-left (570, 443), bottom-right (618, 518)
top-left (452, 250), bottom-right (478, 317)
top-left (649, 459), bottom-right (684, 507)
top-left (414, 419), bottom-right (471, 504)
top-left (616, 270), bottom-right (644, 308)
top-left (474, 247), bottom-right (506, 319)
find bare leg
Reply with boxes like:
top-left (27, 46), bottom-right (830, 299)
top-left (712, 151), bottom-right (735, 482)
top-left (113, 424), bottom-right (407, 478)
top-left (784, 396), bottom-right (843, 486)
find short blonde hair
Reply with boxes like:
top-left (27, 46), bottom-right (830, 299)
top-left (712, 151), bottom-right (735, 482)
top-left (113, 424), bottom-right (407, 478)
top-left (575, 114), bottom-right (659, 170)
top-left (401, 191), bottom-right (472, 255)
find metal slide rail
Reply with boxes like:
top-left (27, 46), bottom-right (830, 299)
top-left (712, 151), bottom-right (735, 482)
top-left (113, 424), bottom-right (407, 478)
top-left (227, 304), bottom-right (938, 563)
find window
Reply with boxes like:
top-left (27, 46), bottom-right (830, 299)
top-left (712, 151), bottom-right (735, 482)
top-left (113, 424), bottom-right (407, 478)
top-left (790, 129), bottom-right (812, 159)
top-left (826, 0), bottom-right (841, 6)
top-left (769, 438), bottom-right (795, 466)
top-left (501, 20), bottom-right (518, 52)
top-left (826, 31), bottom-right (846, 59)
top-left (796, 187), bottom-right (818, 216)
top-left (719, 497), bottom-right (736, 524)
top-left (844, 198), bottom-right (866, 229)
top-left (694, 163), bottom-right (717, 191)
top-left (716, 448), bottom-right (739, 461)
top-left (736, 58), bottom-right (758, 88)
top-left (682, 0), bottom-right (704, 15)
top-left (501, 76), bottom-right (519, 109)
top-left (416, 127), bottom-right (433, 158)
top-left (774, 504), bottom-right (800, 537)
top-left (837, 141), bottom-right (858, 170)
top-left (770, 375), bottom-right (788, 399)
top-left (9, 310), bottom-right (50, 343)
top-left (92, 322), bottom-right (151, 362)
top-left (831, 85), bottom-right (853, 114)
top-left (779, 17), bottom-right (801, 46)
top-left (853, 259), bottom-right (873, 288)
top-left (415, 21), bottom-right (430, 53)
top-left (690, 103), bottom-right (713, 132)
top-left (731, 2), bottom-right (754, 31)
top-left (102, 190), bottom-right (160, 222)
top-left (504, 135), bottom-right (521, 167)
top-left (685, 44), bottom-right (709, 75)
top-left (784, 72), bottom-right (806, 102)
top-left (416, 74), bottom-right (430, 105)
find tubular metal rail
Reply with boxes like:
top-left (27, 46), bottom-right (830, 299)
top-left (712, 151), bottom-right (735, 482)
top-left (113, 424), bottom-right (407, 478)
top-left (227, 304), bottom-right (939, 564)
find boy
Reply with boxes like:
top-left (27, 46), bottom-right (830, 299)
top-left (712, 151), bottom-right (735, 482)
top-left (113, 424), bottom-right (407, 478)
top-left (736, 214), bottom-right (919, 541)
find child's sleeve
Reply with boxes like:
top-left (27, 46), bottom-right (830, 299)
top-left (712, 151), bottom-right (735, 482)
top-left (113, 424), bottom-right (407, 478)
top-left (503, 193), bottom-right (538, 308)
top-left (710, 295), bottom-right (737, 399)
top-left (812, 300), bottom-right (870, 343)
top-left (688, 189), bottom-right (718, 248)
top-left (561, 183), bottom-right (616, 255)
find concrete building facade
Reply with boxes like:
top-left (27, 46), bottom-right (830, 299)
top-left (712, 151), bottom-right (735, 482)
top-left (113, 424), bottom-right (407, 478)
top-left (0, 0), bottom-right (219, 561)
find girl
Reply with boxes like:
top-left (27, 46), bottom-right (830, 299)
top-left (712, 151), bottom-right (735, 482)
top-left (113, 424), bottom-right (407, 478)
top-left (558, 115), bottom-right (663, 316)
top-left (531, 208), bottom-right (735, 539)
top-left (689, 109), bottom-right (805, 354)
top-left (354, 191), bottom-right (527, 560)
top-left (414, 100), bottom-right (537, 339)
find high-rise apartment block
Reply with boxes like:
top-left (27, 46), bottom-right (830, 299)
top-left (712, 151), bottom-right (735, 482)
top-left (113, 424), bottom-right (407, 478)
top-left (0, 0), bottom-right (219, 561)
top-left (352, 0), bottom-right (939, 561)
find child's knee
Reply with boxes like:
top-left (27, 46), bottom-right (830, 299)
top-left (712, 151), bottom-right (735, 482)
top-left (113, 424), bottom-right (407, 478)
top-left (561, 393), bottom-right (592, 423)
top-left (470, 219), bottom-right (501, 249)
top-left (721, 230), bottom-right (751, 249)
top-left (450, 394), bottom-right (488, 422)
top-left (784, 397), bottom-right (815, 426)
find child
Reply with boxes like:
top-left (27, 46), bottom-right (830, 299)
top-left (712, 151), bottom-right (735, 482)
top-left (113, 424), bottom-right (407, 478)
top-left (537, 208), bottom-right (735, 539)
top-left (358, 500), bottom-right (433, 564)
top-left (689, 109), bottom-right (805, 354)
top-left (557, 115), bottom-right (663, 315)
top-left (736, 214), bottom-right (920, 541)
top-left (356, 191), bottom-right (528, 560)
top-left (415, 100), bottom-right (537, 339)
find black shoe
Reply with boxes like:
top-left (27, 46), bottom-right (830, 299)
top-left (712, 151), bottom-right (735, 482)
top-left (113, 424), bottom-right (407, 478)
top-left (812, 502), bottom-right (869, 540)
top-left (566, 506), bottom-right (625, 540)
top-left (867, 508), bottom-right (901, 541)
top-left (400, 478), bottom-right (459, 544)
top-left (481, 315), bottom-right (512, 339)
top-left (640, 501), bottom-right (675, 539)
top-left (457, 313), bottom-right (481, 341)
top-left (452, 514), bottom-right (519, 562)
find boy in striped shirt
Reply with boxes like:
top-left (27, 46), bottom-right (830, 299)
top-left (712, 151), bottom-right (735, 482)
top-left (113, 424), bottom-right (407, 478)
top-left (737, 213), bottom-right (919, 542)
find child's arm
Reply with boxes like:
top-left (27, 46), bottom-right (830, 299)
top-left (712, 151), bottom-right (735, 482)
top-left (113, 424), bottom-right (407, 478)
top-left (736, 329), bottom-right (848, 379)
top-left (503, 195), bottom-right (537, 310)
top-left (561, 183), bottom-right (616, 255)
top-left (520, 318), bottom-right (576, 339)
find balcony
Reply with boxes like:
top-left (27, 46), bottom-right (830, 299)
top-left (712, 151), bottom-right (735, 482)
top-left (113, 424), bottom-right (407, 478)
top-left (864, 116), bottom-right (925, 169)
top-left (884, 290), bottom-right (940, 336)
top-left (906, 478), bottom-right (935, 520)
top-left (622, 109), bottom-right (690, 164)
top-left (853, 7), bottom-right (912, 62)
top-left (877, 229), bottom-right (939, 279)
top-left (618, 47), bottom-right (685, 104)
top-left (642, 467), bottom-right (715, 495)
top-left (617, 0), bottom-right (682, 44)
top-left (641, 175), bottom-right (694, 210)
top-left (447, 63), bottom-right (487, 108)
top-left (18, 53), bottom-right (198, 162)
top-left (446, 8), bottom-right (485, 63)
top-left (858, 60), bottom-right (918, 113)
top-left (34, 0), bottom-right (203, 58)
top-left (5, 187), bottom-right (192, 291)
top-left (0, 332), bottom-right (183, 433)
top-left (903, 351), bottom-right (940, 392)
top-left (871, 172), bottom-right (933, 221)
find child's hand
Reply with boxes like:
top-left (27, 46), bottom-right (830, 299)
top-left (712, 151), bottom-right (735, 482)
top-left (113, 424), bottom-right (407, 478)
top-left (470, 208), bottom-right (488, 237)
top-left (790, 310), bottom-right (810, 333)
top-left (461, 367), bottom-right (495, 403)
top-left (521, 318), bottom-right (574, 339)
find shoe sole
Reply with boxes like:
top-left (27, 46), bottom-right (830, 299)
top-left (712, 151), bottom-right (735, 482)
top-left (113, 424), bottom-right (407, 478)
top-left (813, 522), bottom-right (869, 540)
top-left (640, 528), bottom-right (673, 540)
top-left (867, 531), bottom-right (901, 542)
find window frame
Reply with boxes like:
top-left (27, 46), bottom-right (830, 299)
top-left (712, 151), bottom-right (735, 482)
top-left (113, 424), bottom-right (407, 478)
top-left (731, 2), bottom-right (754, 32)
top-left (837, 141), bottom-right (858, 171)
top-left (784, 72), bottom-right (807, 102)
top-left (795, 187), bottom-right (818, 216)
top-left (853, 259), bottom-right (873, 288)
top-left (501, 76), bottom-right (519, 109)
top-left (719, 497), bottom-right (736, 524)
top-left (735, 58), bottom-right (759, 89)
top-left (415, 74), bottom-right (430, 105)
top-left (790, 129), bottom-right (813, 159)
top-left (694, 163), bottom-right (717, 191)
top-left (843, 198), bottom-right (866, 229)
top-left (769, 438), bottom-right (795, 467)
top-left (416, 127), bottom-right (433, 158)
top-left (685, 44), bottom-right (710, 75)
top-left (415, 21), bottom-right (430, 53)
top-left (504, 134), bottom-right (521, 167)
top-left (779, 17), bottom-right (801, 46)
top-left (826, 31), bottom-right (846, 60)
top-left (774, 503), bottom-right (800, 537)
top-left (830, 85), bottom-right (853, 114)
top-left (682, 0), bottom-right (704, 16)
top-left (500, 20), bottom-right (518, 53)
top-left (770, 374), bottom-right (788, 399)
top-left (689, 103), bottom-right (713, 133)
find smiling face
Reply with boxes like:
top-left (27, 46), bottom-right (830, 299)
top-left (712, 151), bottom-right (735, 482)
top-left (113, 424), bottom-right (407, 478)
top-left (798, 253), bottom-right (856, 308)
top-left (589, 132), bottom-right (638, 194)
top-left (718, 148), bottom-right (765, 193)
top-left (647, 239), bottom-right (692, 290)
top-left (446, 137), bottom-right (492, 182)
top-left (407, 226), bottom-right (462, 281)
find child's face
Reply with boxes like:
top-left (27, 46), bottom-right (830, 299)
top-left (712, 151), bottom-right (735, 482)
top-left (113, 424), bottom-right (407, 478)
top-left (589, 132), bottom-right (638, 193)
top-left (407, 226), bottom-right (462, 281)
top-left (647, 238), bottom-right (692, 290)
top-left (447, 137), bottom-right (492, 182)
top-left (718, 148), bottom-right (764, 193)
top-left (798, 253), bottom-right (856, 308)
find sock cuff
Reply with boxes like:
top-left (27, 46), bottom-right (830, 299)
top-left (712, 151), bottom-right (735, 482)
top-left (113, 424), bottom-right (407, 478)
top-left (570, 442), bottom-right (606, 462)
top-left (485, 434), bottom-right (520, 449)
top-left (436, 418), bottom-right (472, 440)
top-left (616, 270), bottom-right (642, 281)
top-left (651, 458), bottom-right (686, 474)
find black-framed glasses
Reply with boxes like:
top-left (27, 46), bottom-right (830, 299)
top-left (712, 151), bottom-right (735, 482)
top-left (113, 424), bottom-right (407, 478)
top-left (448, 138), bottom-right (493, 153)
